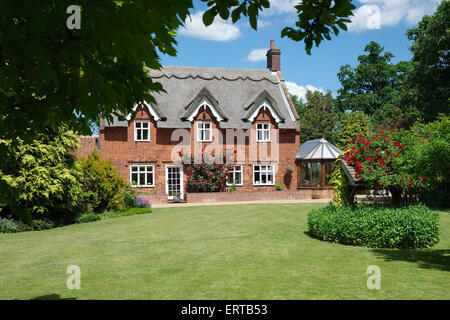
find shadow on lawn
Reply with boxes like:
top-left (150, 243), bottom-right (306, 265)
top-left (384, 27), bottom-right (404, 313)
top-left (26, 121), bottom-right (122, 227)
top-left (30, 294), bottom-right (77, 300)
top-left (371, 249), bottom-right (450, 272)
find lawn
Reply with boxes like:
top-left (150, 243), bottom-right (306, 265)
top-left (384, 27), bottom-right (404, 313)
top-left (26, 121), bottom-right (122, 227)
top-left (0, 204), bottom-right (448, 300)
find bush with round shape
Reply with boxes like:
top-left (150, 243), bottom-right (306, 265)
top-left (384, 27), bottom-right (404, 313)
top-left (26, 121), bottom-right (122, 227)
top-left (307, 204), bottom-right (439, 248)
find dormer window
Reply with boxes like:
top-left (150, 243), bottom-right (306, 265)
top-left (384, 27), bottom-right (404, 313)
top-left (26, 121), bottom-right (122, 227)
top-left (256, 123), bottom-right (270, 142)
top-left (134, 121), bottom-right (150, 141)
top-left (197, 122), bottom-right (212, 142)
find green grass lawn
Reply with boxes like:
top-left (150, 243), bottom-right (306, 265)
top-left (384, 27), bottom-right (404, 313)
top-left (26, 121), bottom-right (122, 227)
top-left (0, 204), bottom-right (449, 300)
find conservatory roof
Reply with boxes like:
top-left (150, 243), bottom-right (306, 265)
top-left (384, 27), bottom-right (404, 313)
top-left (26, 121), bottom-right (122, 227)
top-left (296, 138), bottom-right (342, 160)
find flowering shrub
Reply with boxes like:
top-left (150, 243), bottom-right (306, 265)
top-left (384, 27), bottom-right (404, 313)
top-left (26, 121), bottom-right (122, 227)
top-left (0, 218), bottom-right (20, 233)
top-left (342, 129), bottom-right (429, 204)
top-left (181, 152), bottom-right (231, 193)
top-left (136, 196), bottom-right (151, 208)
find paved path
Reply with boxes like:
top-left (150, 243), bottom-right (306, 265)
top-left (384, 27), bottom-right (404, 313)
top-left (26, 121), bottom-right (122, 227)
top-left (151, 198), bottom-right (331, 209)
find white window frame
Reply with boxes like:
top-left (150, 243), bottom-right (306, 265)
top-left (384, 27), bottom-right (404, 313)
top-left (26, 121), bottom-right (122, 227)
top-left (134, 121), bottom-right (150, 141)
top-left (253, 164), bottom-right (275, 186)
top-left (130, 165), bottom-right (155, 187)
top-left (197, 122), bottom-right (212, 142)
top-left (256, 123), bottom-right (271, 142)
top-left (226, 165), bottom-right (243, 186)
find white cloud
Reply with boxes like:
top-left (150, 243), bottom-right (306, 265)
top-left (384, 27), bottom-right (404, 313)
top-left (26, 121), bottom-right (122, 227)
top-left (349, 0), bottom-right (441, 33)
top-left (245, 48), bottom-right (268, 62)
top-left (179, 11), bottom-right (241, 41)
top-left (261, 0), bottom-right (298, 16)
top-left (285, 81), bottom-right (325, 101)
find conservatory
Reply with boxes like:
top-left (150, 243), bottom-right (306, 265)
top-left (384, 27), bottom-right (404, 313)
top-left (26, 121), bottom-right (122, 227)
top-left (295, 138), bottom-right (342, 188)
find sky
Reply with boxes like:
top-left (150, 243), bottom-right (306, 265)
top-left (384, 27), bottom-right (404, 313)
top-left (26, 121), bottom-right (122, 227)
top-left (160, 0), bottom-right (442, 101)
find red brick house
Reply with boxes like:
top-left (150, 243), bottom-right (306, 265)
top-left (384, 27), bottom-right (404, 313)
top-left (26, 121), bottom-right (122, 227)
top-left (99, 41), bottom-right (305, 201)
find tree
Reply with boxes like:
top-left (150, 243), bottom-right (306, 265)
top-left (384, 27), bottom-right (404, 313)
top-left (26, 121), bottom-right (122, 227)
top-left (300, 90), bottom-right (338, 143)
top-left (0, 126), bottom-right (81, 222)
top-left (336, 42), bottom-right (418, 127)
top-left (290, 94), bottom-right (306, 119)
top-left (0, 0), bottom-right (356, 145)
top-left (336, 112), bottom-right (371, 149)
top-left (407, 0), bottom-right (450, 122)
top-left (399, 115), bottom-right (450, 205)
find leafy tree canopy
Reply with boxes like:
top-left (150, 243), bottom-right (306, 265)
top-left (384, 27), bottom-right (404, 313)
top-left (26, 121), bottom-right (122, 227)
top-left (290, 94), bottom-right (306, 119)
top-left (336, 111), bottom-right (371, 149)
top-left (0, 0), bottom-right (356, 145)
top-left (300, 90), bottom-right (338, 144)
top-left (336, 41), bottom-right (418, 126)
top-left (407, 0), bottom-right (450, 122)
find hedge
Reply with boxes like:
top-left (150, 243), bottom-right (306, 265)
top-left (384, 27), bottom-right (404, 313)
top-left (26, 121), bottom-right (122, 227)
top-left (307, 204), bottom-right (439, 248)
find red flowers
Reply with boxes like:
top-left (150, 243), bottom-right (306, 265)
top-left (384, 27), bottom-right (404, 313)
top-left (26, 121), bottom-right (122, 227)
top-left (408, 181), bottom-right (413, 186)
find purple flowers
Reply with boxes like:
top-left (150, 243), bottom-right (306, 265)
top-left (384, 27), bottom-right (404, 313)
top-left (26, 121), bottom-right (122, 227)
top-left (136, 196), bottom-right (151, 209)
top-left (0, 218), bottom-right (20, 233)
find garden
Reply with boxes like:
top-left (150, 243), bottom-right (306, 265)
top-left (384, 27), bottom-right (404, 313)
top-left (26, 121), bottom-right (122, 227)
top-left (308, 115), bottom-right (449, 249)
top-left (0, 127), bottom-right (151, 233)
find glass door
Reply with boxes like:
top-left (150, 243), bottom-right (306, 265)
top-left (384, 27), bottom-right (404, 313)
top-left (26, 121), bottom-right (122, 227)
top-left (165, 165), bottom-right (183, 200)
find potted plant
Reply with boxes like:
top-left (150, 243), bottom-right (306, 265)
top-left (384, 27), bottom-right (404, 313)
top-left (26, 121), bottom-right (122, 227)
top-left (173, 192), bottom-right (181, 203)
top-left (275, 182), bottom-right (285, 191)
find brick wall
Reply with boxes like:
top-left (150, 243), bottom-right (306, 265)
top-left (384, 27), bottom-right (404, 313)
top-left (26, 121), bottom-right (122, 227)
top-left (141, 189), bottom-right (334, 204)
top-left (73, 136), bottom-right (98, 158)
top-left (100, 103), bottom-right (300, 194)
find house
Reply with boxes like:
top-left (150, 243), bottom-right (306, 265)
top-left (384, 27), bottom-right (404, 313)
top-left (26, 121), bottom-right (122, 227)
top-left (98, 41), bottom-right (321, 202)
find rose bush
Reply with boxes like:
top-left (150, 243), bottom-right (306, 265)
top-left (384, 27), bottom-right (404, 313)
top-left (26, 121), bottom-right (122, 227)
top-left (181, 151), bottom-right (231, 193)
top-left (343, 129), bottom-right (428, 205)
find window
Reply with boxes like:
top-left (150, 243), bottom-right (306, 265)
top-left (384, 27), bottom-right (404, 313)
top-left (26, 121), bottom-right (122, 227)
top-left (253, 165), bottom-right (275, 185)
top-left (130, 165), bottom-right (154, 187)
top-left (227, 165), bottom-right (243, 186)
top-left (300, 162), bottom-right (322, 187)
top-left (134, 122), bottom-right (150, 141)
top-left (197, 122), bottom-right (212, 142)
top-left (256, 123), bottom-right (270, 142)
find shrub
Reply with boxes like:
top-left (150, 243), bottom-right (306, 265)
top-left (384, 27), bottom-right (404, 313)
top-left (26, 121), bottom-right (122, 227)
top-left (79, 151), bottom-right (128, 213)
top-left (102, 207), bottom-right (151, 219)
top-left (0, 218), bottom-right (20, 233)
top-left (307, 204), bottom-right (439, 248)
top-left (275, 182), bottom-right (285, 191)
top-left (329, 160), bottom-right (352, 206)
top-left (229, 183), bottom-right (237, 192)
top-left (0, 125), bottom-right (82, 222)
top-left (183, 153), bottom-right (231, 192)
top-left (76, 213), bottom-right (102, 223)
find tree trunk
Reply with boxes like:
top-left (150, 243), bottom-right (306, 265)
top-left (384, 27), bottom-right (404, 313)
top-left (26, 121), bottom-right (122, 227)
top-left (389, 187), bottom-right (402, 207)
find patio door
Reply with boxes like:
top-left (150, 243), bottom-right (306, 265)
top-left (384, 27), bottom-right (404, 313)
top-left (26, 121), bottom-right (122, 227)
top-left (165, 165), bottom-right (184, 200)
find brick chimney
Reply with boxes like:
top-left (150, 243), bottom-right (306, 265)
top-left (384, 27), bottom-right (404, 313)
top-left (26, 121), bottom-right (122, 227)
top-left (266, 40), bottom-right (281, 72)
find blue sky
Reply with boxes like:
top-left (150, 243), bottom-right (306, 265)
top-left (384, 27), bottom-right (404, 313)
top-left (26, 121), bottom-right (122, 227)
top-left (160, 0), bottom-right (441, 100)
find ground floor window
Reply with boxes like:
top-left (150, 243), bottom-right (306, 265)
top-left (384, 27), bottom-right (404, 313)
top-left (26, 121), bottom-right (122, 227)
top-left (253, 165), bottom-right (275, 185)
top-left (300, 162), bottom-right (321, 187)
top-left (300, 161), bottom-right (335, 187)
top-left (227, 165), bottom-right (243, 186)
top-left (130, 165), bottom-right (154, 187)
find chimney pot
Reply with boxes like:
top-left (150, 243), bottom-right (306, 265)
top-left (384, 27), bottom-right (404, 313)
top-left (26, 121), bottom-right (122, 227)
top-left (270, 40), bottom-right (274, 49)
